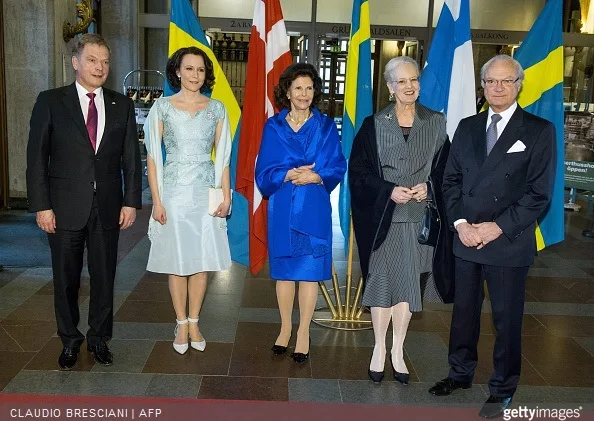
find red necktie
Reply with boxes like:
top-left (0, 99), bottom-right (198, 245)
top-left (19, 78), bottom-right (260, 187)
top-left (86, 93), bottom-right (98, 151)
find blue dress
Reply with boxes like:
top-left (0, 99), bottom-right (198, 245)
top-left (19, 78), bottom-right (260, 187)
top-left (255, 109), bottom-right (346, 281)
top-left (145, 97), bottom-right (232, 275)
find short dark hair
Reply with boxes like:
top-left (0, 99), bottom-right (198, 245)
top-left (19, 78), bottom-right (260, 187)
top-left (166, 47), bottom-right (215, 92)
top-left (72, 33), bottom-right (111, 57)
top-left (273, 63), bottom-right (322, 110)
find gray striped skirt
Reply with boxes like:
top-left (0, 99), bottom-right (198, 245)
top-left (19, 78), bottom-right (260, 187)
top-left (362, 221), bottom-right (441, 312)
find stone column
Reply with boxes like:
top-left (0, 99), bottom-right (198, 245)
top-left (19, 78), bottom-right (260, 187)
top-left (101, 1), bottom-right (139, 93)
top-left (2, 0), bottom-right (76, 201)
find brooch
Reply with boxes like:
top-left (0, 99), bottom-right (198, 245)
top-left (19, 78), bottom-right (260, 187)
top-left (385, 113), bottom-right (393, 120)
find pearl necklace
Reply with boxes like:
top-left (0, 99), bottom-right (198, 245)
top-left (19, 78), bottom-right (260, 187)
top-left (288, 111), bottom-right (311, 127)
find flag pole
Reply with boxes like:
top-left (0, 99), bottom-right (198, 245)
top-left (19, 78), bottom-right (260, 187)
top-left (330, 264), bottom-right (344, 318)
top-left (317, 281), bottom-right (338, 318)
top-left (344, 218), bottom-right (355, 316)
top-left (312, 0), bottom-right (372, 330)
top-left (313, 217), bottom-right (371, 330)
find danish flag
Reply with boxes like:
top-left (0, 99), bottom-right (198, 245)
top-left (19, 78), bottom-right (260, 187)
top-left (235, 0), bottom-right (292, 274)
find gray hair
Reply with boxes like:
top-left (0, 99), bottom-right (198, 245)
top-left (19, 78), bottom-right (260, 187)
top-left (383, 56), bottom-right (419, 84)
top-left (72, 33), bottom-right (111, 57)
top-left (480, 54), bottom-right (524, 88)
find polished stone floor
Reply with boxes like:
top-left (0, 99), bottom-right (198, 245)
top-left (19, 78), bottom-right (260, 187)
top-left (1, 193), bottom-right (593, 413)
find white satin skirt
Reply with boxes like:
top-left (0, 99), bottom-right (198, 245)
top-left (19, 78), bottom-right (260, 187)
top-left (146, 184), bottom-right (231, 276)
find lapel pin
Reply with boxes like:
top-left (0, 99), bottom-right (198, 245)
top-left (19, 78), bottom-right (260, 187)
top-left (112, 102), bottom-right (116, 105)
top-left (385, 114), bottom-right (393, 120)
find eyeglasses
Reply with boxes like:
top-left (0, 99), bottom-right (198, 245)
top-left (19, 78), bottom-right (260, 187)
top-left (483, 78), bottom-right (519, 88)
top-left (394, 77), bottom-right (419, 87)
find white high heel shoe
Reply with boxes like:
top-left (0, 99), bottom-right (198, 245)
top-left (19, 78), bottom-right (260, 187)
top-left (173, 318), bottom-right (189, 354)
top-left (188, 317), bottom-right (206, 351)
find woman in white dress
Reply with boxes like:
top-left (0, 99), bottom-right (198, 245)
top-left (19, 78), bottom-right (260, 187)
top-left (144, 47), bottom-right (232, 354)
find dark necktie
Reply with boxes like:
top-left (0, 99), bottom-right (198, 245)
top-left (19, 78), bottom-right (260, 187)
top-left (486, 113), bottom-right (502, 155)
top-left (86, 92), bottom-right (98, 151)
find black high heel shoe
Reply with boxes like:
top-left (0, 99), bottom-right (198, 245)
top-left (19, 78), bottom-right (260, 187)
top-left (271, 344), bottom-right (288, 355)
top-left (271, 332), bottom-right (291, 355)
top-left (390, 356), bottom-right (409, 385)
top-left (291, 337), bottom-right (310, 363)
top-left (291, 350), bottom-right (309, 363)
top-left (368, 369), bottom-right (384, 383)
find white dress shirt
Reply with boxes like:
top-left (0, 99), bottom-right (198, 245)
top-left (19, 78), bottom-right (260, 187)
top-left (75, 81), bottom-right (105, 154)
top-left (453, 102), bottom-right (518, 230)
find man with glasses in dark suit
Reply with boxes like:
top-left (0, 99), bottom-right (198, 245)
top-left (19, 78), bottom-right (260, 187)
top-left (429, 55), bottom-right (556, 419)
top-left (476, 86), bottom-right (486, 113)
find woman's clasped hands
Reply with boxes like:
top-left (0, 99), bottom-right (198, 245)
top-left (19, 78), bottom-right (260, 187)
top-left (390, 183), bottom-right (427, 204)
top-left (285, 163), bottom-right (322, 186)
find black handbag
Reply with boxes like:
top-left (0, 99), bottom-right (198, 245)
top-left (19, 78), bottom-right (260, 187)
top-left (417, 180), bottom-right (440, 247)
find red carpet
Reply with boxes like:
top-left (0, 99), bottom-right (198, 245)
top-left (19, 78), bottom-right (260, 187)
top-left (0, 393), bottom-right (493, 421)
top-left (3, 394), bottom-right (593, 421)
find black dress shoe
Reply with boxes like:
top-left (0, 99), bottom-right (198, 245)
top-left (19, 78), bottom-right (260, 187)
top-left (271, 344), bottom-right (288, 355)
top-left (291, 351), bottom-right (309, 363)
top-left (291, 337), bottom-right (310, 364)
top-left (479, 395), bottom-right (513, 419)
top-left (394, 371), bottom-right (409, 385)
top-left (428, 377), bottom-right (472, 396)
top-left (58, 347), bottom-right (79, 371)
top-left (368, 369), bottom-right (384, 383)
top-left (390, 356), bottom-right (409, 385)
top-left (87, 341), bottom-right (113, 365)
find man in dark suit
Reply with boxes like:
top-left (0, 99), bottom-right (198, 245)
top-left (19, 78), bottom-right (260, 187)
top-left (476, 86), bottom-right (486, 113)
top-left (26, 34), bottom-right (142, 370)
top-left (428, 55), bottom-right (555, 418)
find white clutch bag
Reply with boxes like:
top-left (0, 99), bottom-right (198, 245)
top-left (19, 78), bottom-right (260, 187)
top-left (208, 188), bottom-right (232, 216)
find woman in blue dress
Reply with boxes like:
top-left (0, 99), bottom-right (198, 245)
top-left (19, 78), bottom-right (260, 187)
top-left (144, 47), bottom-right (232, 355)
top-left (255, 63), bottom-right (346, 363)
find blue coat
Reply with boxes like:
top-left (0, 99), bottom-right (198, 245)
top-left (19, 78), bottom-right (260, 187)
top-left (255, 108), bottom-right (346, 281)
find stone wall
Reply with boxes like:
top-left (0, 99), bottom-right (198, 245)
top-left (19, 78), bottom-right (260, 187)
top-left (3, 0), bottom-right (75, 199)
top-left (101, 1), bottom-right (138, 93)
top-left (3, 0), bottom-right (137, 201)
top-left (142, 27), bottom-right (168, 87)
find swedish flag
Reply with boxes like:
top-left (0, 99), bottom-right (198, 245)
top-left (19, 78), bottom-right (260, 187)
top-left (339, 0), bottom-right (373, 247)
top-left (168, 0), bottom-right (248, 264)
top-left (515, 0), bottom-right (564, 249)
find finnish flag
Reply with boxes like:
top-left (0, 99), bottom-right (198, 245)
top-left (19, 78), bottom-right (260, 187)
top-left (420, 0), bottom-right (476, 139)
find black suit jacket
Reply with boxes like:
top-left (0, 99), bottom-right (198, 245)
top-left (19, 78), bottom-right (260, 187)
top-left (442, 106), bottom-right (556, 267)
top-left (26, 83), bottom-right (142, 230)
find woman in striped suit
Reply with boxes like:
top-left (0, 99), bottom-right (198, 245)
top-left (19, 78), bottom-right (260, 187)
top-left (349, 56), bottom-right (450, 384)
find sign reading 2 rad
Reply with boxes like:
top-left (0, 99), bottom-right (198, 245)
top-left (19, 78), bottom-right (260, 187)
top-left (565, 160), bottom-right (594, 190)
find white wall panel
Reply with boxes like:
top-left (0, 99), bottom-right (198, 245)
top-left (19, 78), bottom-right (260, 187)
top-left (317, 0), bottom-right (429, 27)
top-left (199, 0), bottom-right (312, 22)
top-left (432, 0), bottom-right (546, 31)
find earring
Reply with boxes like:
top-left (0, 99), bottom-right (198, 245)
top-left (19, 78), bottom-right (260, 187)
top-left (388, 92), bottom-right (394, 101)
